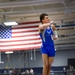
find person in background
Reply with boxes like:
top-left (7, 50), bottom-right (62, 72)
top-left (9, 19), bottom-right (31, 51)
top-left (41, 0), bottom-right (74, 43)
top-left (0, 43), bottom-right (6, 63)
top-left (25, 69), bottom-right (29, 75)
top-left (30, 68), bottom-right (34, 75)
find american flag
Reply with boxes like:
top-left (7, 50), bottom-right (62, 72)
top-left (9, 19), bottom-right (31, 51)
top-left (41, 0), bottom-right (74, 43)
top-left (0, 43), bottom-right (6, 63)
top-left (0, 22), bottom-right (42, 52)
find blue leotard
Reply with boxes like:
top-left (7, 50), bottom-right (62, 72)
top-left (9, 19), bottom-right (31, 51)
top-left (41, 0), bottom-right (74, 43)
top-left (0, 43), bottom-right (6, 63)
top-left (39, 26), bottom-right (55, 57)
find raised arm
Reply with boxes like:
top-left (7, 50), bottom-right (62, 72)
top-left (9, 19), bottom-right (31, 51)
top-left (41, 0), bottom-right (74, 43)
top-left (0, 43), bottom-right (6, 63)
top-left (38, 23), bottom-right (50, 33)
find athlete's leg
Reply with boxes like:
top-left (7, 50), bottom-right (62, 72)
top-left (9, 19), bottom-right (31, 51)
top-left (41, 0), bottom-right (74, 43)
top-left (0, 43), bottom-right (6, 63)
top-left (42, 54), bottom-right (49, 75)
top-left (47, 47), bottom-right (55, 75)
top-left (48, 57), bottom-right (54, 75)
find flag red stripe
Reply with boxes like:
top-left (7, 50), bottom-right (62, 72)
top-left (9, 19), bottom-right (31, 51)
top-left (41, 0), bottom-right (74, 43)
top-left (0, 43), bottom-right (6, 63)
top-left (12, 30), bottom-right (38, 34)
top-left (13, 26), bottom-right (38, 29)
top-left (12, 24), bottom-right (38, 28)
top-left (0, 42), bottom-right (41, 47)
top-left (0, 43), bottom-right (41, 50)
top-left (18, 21), bottom-right (40, 25)
top-left (0, 46), bottom-right (40, 52)
top-left (0, 38), bottom-right (41, 43)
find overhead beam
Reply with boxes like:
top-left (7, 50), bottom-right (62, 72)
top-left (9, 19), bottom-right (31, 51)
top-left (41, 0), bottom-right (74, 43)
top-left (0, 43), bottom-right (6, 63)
top-left (0, 0), bottom-right (62, 8)
top-left (0, 8), bottom-right (63, 15)
top-left (0, 6), bottom-right (75, 16)
top-left (55, 40), bottom-right (75, 44)
top-left (55, 44), bottom-right (75, 48)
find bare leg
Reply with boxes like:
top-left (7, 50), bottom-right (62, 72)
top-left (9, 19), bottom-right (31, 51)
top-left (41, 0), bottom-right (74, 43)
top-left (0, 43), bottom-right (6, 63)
top-left (48, 57), bottom-right (54, 75)
top-left (42, 54), bottom-right (49, 75)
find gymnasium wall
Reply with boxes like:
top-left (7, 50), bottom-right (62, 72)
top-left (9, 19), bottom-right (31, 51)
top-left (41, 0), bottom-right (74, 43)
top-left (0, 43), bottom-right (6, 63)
top-left (0, 50), bottom-right (75, 69)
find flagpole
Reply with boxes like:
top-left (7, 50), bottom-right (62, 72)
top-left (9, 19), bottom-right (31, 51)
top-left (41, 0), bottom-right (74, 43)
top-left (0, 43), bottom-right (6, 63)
top-left (0, 52), bottom-right (4, 63)
top-left (34, 49), bottom-right (36, 60)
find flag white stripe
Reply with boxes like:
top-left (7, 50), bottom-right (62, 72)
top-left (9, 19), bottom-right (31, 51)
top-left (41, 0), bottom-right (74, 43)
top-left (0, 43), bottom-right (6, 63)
top-left (12, 32), bottom-right (39, 36)
top-left (0, 40), bottom-right (41, 45)
top-left (0, 36), bottom-right (40, 41)
top-left (12, 28), bottom-right (38, 32)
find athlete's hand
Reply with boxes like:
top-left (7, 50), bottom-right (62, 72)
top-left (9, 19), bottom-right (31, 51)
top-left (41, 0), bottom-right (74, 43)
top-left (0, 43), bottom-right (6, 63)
top-left (52, 35), bottom-right (57, 40)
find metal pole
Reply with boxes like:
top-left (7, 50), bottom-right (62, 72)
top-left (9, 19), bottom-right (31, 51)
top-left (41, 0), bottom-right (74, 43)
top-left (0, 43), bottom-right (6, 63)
top-left (34, 49), bottom-right (36, 60)
top-left (0, 52), bottom-right (4, 63)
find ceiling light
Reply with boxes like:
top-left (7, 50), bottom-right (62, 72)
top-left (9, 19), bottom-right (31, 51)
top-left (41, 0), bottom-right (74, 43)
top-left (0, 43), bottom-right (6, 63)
top-left (0, 61), bottom-right (4, 64)
top-left (4, 22), bottom-right (18, 26)
top-left (5, 51), bottom-right (13, 54)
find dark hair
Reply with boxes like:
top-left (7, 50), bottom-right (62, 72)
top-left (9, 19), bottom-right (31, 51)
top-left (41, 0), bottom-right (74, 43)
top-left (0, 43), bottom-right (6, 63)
top-left (40, 13), bottom-right (48, 23)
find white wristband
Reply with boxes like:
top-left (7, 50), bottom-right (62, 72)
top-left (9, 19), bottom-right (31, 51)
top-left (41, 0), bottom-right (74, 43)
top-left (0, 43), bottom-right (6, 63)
top-left (53, 30), bottom-right (58, 38)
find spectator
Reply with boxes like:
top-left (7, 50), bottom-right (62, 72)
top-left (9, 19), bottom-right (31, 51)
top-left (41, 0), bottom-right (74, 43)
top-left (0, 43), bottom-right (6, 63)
top-left (30, 68), bottom-right (34, 74)
top-left (25, 69), bottom-right (29, 75)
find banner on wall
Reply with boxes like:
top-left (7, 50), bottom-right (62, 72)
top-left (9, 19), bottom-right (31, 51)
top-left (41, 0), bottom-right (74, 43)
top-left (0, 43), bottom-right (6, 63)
top-left (0, 22), bottom-right (41, 52)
